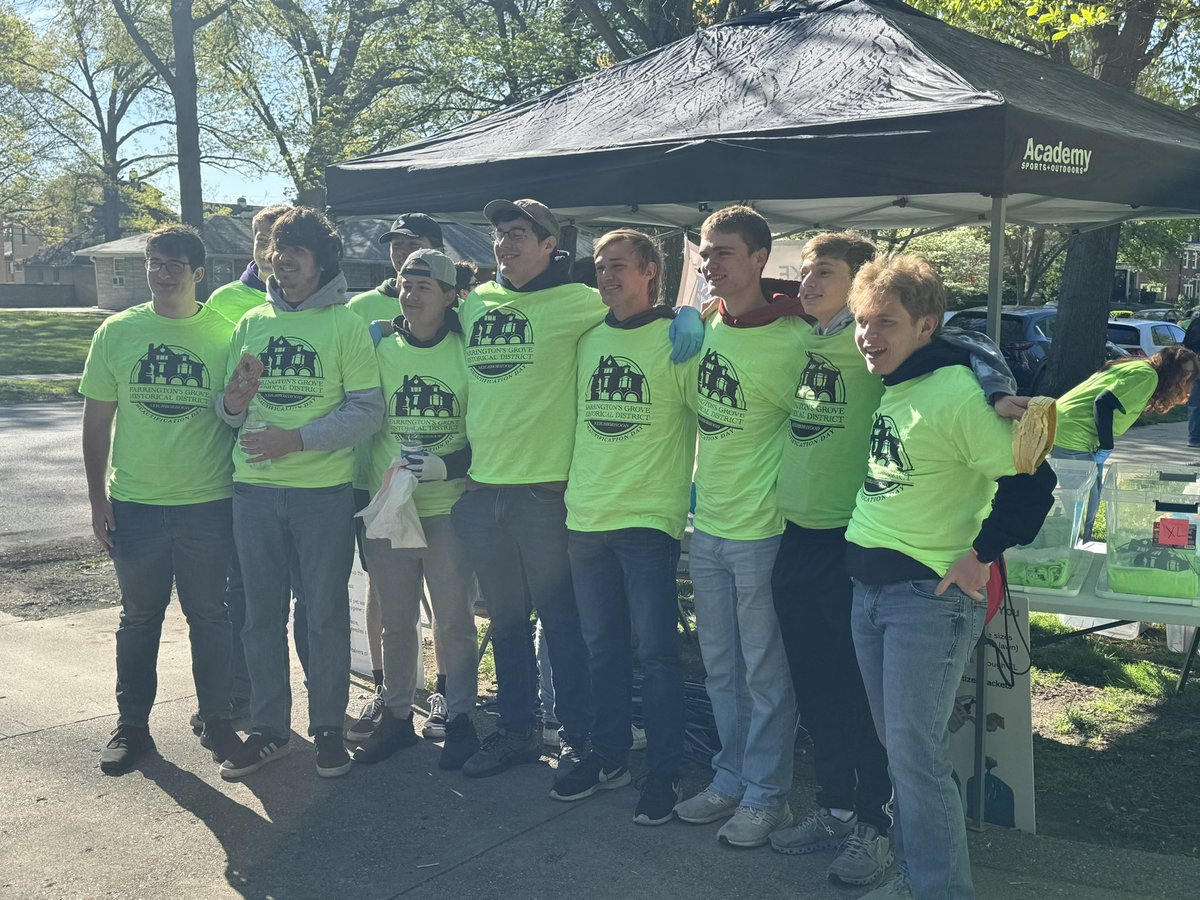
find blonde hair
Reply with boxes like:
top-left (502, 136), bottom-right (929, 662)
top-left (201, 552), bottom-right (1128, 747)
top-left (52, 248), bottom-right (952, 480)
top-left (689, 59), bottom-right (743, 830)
top-left (594, 229), bottom-right (664, 304)
top-left (848, 254), bottom-right (945, 323)
top-left (801, 230), bottom-right (877, 276)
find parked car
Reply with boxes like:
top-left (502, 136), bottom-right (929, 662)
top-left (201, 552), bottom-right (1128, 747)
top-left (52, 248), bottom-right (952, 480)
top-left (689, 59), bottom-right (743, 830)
top-left (1134, 308), bottom-right (1180, 322)
top-left (944, 306), bottom-right (1057, 394)
top-left (1106, 318), bottom-right (1184, 358)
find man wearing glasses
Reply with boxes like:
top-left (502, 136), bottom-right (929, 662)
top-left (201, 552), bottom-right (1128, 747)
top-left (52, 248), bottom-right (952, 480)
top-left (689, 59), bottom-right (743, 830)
top-left (81, 224), bottom-right (246, 775)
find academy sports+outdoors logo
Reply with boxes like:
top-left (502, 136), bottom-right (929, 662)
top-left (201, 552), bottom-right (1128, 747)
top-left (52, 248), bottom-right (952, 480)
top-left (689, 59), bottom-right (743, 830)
top-left (1020, 137), bottom-right (1092, 175)
top-left (128, 343), bottom-right (210, 422)
top-left (466, 308), bottom-right (534, 381)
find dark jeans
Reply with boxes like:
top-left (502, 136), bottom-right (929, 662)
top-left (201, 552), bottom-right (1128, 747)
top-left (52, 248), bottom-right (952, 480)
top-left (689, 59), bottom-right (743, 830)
top-left (110, 498), bottom-right (234, 727)
top-left (452, 485), bottom-right (593, 737)
top-left (226, 547), bottom-right (250, 703)
top-left (772, 521), bottom-right (892, 832)
top-left (568, 527), bottom-right (685, 778)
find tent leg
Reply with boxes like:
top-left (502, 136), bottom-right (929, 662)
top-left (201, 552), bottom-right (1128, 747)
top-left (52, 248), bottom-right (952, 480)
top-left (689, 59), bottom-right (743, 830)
top-left (986, 196), bottom-right (1007, 342)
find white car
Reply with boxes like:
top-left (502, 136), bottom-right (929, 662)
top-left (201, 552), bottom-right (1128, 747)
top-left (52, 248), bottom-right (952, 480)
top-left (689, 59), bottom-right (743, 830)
top-left (1106, 318), bottom-right (1184, 358)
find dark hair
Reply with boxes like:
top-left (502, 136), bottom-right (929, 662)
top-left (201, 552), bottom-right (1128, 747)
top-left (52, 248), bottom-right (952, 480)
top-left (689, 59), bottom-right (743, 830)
top-left (251, 203), bottom-right (291, 234)
top-left (1104, 345), bottom-right (1200, 415)
top-left (145, 224), bottom-right (205, 269)
top-left (494, 211), bottom-right (551, 244)
top-left (454, 261), bottom-right (478, 292)
top-left (701, 205), bottom-right (772, 256)
top-left (802, 231), bottom-right (877, 276)
top-left (269, 207), bottom-right (342, 281)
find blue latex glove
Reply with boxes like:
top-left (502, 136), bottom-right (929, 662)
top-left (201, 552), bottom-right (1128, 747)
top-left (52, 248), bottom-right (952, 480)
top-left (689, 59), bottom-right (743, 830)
top-left (1092, 449), bottom-right (1112, 467)
top-left (401, 448), bottom-right (447, 483)
top-left (669, 306), bottom-right (704, 363)
top-left (368, 320), bottom-right (388, 347)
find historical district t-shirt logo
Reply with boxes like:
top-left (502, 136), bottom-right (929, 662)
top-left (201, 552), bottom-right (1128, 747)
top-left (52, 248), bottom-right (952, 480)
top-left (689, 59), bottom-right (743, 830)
top-left (257, 336), bottom-right (324, 407)
top-left (466, 308), bottom-right (534, 381)
top-left (128, 343), bottom-right (210, 422)
top-left (861, 414), bottom-right (913, 497)
top-left (790, 351), bottom-right (846, 444)
top-left (696, 349), bottom-right (746, 436)
top-left (584, 355), bottom-right (651, 440)
top-left (388, 374), bottom-right (463, 451)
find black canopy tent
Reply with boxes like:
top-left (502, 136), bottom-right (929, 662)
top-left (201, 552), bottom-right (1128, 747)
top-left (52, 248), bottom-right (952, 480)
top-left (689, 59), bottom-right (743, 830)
top-left (327, 0), bottom-right (1200, 225)
top-left (326, 0), bottom-right (1200, 335)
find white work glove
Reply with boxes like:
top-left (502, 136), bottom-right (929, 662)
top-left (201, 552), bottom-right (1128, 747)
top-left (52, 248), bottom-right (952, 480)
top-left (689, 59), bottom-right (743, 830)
top-left (401, 447), bottom-right (447, 482)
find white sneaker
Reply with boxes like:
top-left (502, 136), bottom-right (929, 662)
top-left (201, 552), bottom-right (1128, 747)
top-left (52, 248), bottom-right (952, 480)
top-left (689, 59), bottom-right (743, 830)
top-left (717, 803), bottom-right (794, 848)
top-left (674, 784), bottom-right (741, 824)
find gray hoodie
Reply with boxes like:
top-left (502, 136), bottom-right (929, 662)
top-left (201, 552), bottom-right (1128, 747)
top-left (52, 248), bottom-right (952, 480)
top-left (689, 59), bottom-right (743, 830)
top-left (217, 271), bottom-right (384, 453)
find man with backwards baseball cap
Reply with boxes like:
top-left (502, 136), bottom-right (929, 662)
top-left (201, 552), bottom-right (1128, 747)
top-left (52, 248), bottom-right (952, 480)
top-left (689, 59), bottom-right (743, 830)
top-left (450, 198), bottom-right (704, 780)
top-left (345, 213), bottom-right (451, 747)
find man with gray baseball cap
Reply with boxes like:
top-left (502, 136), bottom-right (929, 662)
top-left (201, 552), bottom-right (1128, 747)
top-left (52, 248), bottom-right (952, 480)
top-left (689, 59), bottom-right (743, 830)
top-left (450, 197), bottom-right (703, 780)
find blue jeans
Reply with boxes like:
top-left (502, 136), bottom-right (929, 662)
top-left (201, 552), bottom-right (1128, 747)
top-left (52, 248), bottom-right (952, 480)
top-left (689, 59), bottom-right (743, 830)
top-left (233, 483), bottom-right (354, 737)
top-left (568, 527), bottom-right (685, 778)
top-left (1050, 447), bottom-right (1102, 540)
top-left (452, 486), bottom-right (593, 738)
top-left (851, 578), bottom-right (986, 900)
top-left (110, 499), bottom-right (234, 727)
top-left (689, 529), bottom-right (796, 809)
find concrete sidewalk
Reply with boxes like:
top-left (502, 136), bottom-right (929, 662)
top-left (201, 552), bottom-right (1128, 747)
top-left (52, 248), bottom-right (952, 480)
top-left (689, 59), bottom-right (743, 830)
top-left (3, 606), bottom-right (1199, 899)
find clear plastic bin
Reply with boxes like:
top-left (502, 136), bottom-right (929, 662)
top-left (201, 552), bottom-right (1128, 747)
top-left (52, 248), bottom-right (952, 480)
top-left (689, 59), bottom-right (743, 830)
top-left (1006, 458), bottom-right (1096, 590)
top-left (1103, 464), bottom-right (1200, 603)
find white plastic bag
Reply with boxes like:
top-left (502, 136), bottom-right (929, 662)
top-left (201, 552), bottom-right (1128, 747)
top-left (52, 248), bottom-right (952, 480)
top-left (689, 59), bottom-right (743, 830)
top-left (355, 460), bottom-right (426, 549)
top-left (1167, 625), bottom-right (1197, 654)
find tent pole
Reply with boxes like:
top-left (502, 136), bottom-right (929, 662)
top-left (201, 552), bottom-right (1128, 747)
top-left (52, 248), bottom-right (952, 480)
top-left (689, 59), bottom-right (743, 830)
top-left (986, 196), bottom-right (1007, 341)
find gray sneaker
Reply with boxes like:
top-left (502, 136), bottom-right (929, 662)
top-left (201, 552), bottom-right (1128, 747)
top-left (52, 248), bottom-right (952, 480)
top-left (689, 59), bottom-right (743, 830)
top-left (858, 870), bottom-right (914, 898)
top-left (461, 729), bottom-right (542, 778)
top-left (674, 784), bottom-right (741, 824)
top-left (829, 823), bottom-right (893, 886)
top-left (717, 803), bottom-right (794, 848)
top-left (770, 806), bottom-right (856, 855)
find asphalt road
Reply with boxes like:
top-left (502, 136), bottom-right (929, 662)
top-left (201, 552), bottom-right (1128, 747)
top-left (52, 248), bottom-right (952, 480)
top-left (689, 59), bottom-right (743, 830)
top-left (0, 400), bottom-right (91, 550)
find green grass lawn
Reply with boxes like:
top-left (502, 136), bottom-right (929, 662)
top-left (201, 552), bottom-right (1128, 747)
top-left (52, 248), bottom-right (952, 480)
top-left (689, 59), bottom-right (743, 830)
top-left (0, 379), bottom-right (81, 404)
top-left (0, 310), bottom-right (107, 376)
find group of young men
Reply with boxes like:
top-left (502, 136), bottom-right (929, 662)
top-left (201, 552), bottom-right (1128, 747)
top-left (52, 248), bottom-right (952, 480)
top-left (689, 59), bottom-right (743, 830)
top-left (83, 197), bottom-right (1056, 899)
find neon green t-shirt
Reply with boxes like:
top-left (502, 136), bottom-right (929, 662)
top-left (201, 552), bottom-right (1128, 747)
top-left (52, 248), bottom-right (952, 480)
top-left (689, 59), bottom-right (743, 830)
top-left (206, 280), bottom-right (266, 324)
top-left (1054, 361), bottom-right (1159, 452)
top-left (693, 315), bottom-right (809, 540)
top-left (80, 302), bottom-right (236, 505)
top-left (458, 280), bottom-right (606, 483)
top-left (228, 303), bottom-right (380, 487)
top-left (347, 284), bottom-right (401, 489)
top-left (347, 286), bottom-right (400, 328)
top-left (368, 331), bottom-right (469, 517)
top-left (566, 317), bottom-right (699, 539)
top-left (776, 324), bottom-right (886, 530)
top-left (846, 365), bottom-right (1018, 577)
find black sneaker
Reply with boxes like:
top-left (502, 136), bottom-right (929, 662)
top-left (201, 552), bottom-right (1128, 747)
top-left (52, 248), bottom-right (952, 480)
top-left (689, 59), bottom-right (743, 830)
top-left (549, 753), bottom-right (630, 802)
top-left (202, 717), bottom-right (245, 764)
top-left (461, 729), bottom-right (542, 778)
top-left (344, 691), bottom-right (384, 742)
top-left (219, 732), bottom-right (291, 780)
top-left (557, 731), bottom-right (589, 775)
top-left (351, 707), bottom-right (418, 764)
top-left (100, 724), bottom-right (155, 775)
top-left (422, 692), bottom-right (449, 739)
top-left (439, 714), bottom-right (481, 770)
top-left (634, 773), bottom-right (682, 825)
top-left (315, 729), bottom-right (353, 778)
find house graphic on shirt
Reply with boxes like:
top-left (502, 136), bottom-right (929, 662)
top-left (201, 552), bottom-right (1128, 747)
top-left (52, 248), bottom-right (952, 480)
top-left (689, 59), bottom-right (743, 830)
top-left (471, 309), bottom-right (531, 345)
top-left (796, 352), bottom-right (844, 404)
top-left (394, 374), bottom-right (459, 418)
top-left (259, 336), bottom-right (320, 377)
top-left (698, 349), bottom-right (744, 409)
top-left (863, 414), bottom-right (913, 496)
top-left (589, 355), bottom-right (648, 404)
top-left (136, 343), bottom-right (207, 387)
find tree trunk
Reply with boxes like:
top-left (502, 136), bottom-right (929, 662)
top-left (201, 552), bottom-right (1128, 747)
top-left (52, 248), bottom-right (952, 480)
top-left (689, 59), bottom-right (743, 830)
top-left (171, 0), bottom-right (204, 236)
top-left (1045, 225), bottom-right (1121, 395)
